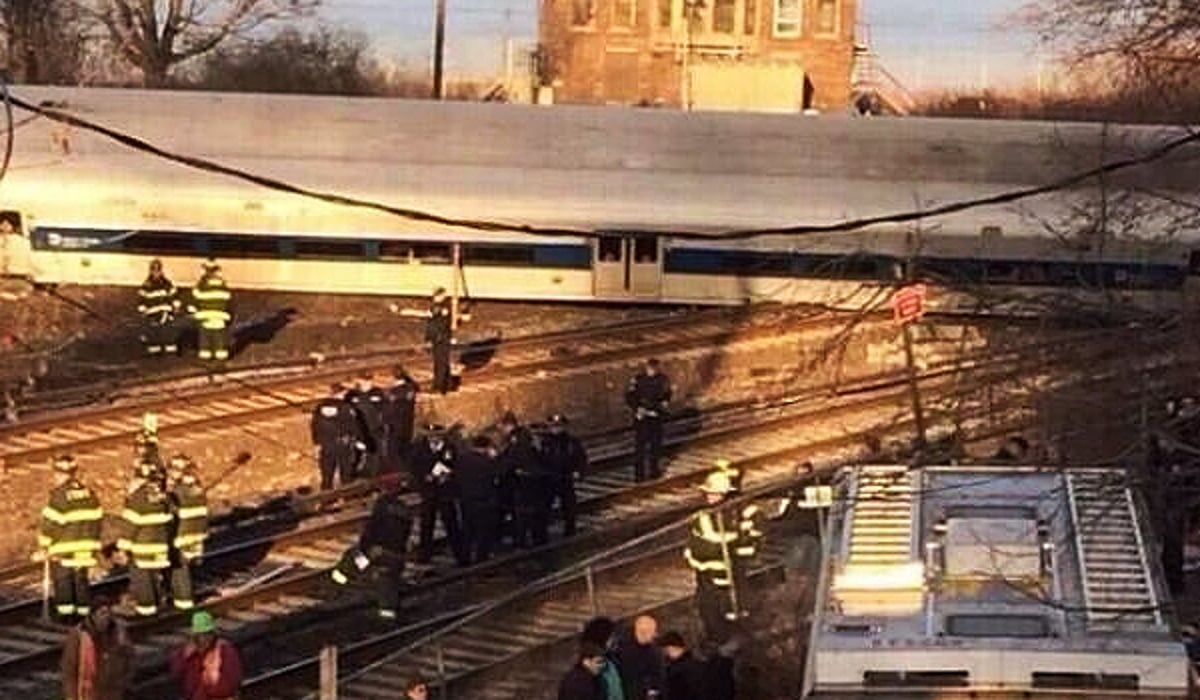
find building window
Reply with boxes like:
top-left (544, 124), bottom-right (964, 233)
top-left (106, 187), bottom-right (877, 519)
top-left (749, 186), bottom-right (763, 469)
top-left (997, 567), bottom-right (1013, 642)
top-left (573, 0), bottom-right (595, 26)
top-left (814, 0), bottom-right (838, 35)
top-left (613, 0), bottom-right (637, 27)
top-left (658, 0), bottom-right (673, 27)
top-left (712, 0), bottom-right (735, 32)
top-left (744, 0), bottom-right (755, 34)
top-left (773, 0), bottom-right (800, 36)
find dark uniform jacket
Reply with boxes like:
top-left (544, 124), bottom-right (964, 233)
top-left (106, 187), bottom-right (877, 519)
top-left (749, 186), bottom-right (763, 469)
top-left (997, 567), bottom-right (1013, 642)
top-left (61, 619), bottom-right (133, 700)
top-left (409, 436), bottom-right (458, 495)
top-left (189, 273), bottom-right (231, 329)
top-left (426, 299), bottom-right (452, 344)
top-left (558, 664), bottom-right (606, 700)
top-left (39, 479), bottom-right (104, 566)
top-left (664, 652), bottom-right (706, 700)
top-left (454, 446), bottom-right (501, 505)
top-left (625, 372), bottom-right (671, 419)
top-left (345, 387), bottom-right (387, 453)
top-left (617, 640), bottom-right (666, 700)
top-left (118, 480), bottom-right (173, 569)
top-left (497, 427), bottom-right (541, 481)
top-left (540, 432), bottom-right (589, 481)
top-left (311, 397), bottom-right (360, 446)
top-left (359, 491), bottom-right (412, 556)
top-left (170, 480), bottom-right (209, 557)
top-left (382, 378), bottom-right (419, 444)
top-left (137, 275), bottom-right (178, 324)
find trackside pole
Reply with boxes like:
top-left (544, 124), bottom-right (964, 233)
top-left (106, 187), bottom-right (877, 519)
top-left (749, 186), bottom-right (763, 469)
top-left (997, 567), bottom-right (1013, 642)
top-left (319, 644), bottom-right (338, 700)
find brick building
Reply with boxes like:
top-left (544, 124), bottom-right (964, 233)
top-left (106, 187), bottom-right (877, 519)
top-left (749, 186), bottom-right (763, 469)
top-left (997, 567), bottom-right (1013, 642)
top-left (538, 0), bottom-right (857, 112)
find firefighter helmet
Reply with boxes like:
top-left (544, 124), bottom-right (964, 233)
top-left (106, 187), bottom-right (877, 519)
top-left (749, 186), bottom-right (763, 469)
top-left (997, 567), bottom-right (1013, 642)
top-left (202, 258), bottom-right (219, 273)
top-left (141, 411), bottom-right (158, 436)
top-left (701, 470), bottom-right (732, 495)
top-left (52, 454), bottom-right (78, 475)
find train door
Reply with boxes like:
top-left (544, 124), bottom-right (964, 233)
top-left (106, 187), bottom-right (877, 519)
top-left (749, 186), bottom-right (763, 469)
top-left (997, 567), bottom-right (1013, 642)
top-left (593, 233), bottom-right (661, 298)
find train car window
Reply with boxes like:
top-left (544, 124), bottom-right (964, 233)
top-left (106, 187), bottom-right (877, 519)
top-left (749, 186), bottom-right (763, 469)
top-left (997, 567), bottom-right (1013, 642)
top-left (633, 235), bottom-right (658, 263)
top-left (945, 614), bottom-right (1048, 638)
top-left (1032, 673), bottom-right (1138, 690)
top-left (463, 244), bottom-right (536, 265)
top-left (598, 236), bottom-right (623, 263)
top-left (411, 243), bottom-right (452, 263)
top-left (207, 234), bottom-right (284, 258)
top-left (123, 231), bottom-right (204, 255)
top-left (532, 244), bottom-right (591, 268)
top-left (293, 239), bottom-right (365, 259)
top-left (0, 210), bottom-right (22, 235)
top-left (863, 671), bottom-right (969, 687)
top-left (378, 241), bottom-right (414, 261)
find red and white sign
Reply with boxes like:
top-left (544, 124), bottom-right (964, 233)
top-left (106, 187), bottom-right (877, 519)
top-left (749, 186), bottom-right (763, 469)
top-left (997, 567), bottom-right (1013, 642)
top-left (891, 283), bottom-right (927, 323)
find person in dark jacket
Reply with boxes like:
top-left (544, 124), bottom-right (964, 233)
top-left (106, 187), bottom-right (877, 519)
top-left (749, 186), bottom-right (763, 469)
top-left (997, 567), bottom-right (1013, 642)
top-left (539, 413), bottom-right (588, 537)
top-left (408, 425), bottom-right (468, 565)
top-left (495, 411), bottom-right (544, 547)
top-left (426, 288), bottom-right (453, 394)
top-left (559, 642), bottom-right (608, 700)
top-left (61, 595), bottom-right (133, 700)
top-left (382, 366), bottom-right (419, 473)
top-left (345, 373), bottom-right (387, 480)
top-left (311, 383), bottom-right (361, 490)
top-left (617, 614), bottom-right (665, 700)
top-left (625, 358), bottom-right (671, 482)
top-left (456, 434), bottom-right (502, 564)
top-left (136, 258), bottom-right (180, 356)
top-left (330, 478), bottom-right (413, 618)
top-left (582, 616), bottom-right (625, 700)
top-left (659, 631), bottom-right (704, 700)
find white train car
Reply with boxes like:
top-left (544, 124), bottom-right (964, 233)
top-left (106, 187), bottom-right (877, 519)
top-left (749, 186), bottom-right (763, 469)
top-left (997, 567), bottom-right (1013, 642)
top-left (804, 464), bottom-right (1191, 698)
top-left (0, 86), bottom-right (1197, 310)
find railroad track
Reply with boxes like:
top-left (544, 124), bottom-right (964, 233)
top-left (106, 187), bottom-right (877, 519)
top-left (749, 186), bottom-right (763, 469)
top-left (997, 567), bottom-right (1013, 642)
top-left (0, 305), bottom-right (849, 471)
top-left (0, 320), bottom-right (1177, 696)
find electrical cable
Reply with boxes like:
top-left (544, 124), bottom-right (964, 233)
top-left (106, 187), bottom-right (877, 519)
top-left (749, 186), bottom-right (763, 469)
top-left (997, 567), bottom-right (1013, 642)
top-left (0, 73), bottom-right (12, 188)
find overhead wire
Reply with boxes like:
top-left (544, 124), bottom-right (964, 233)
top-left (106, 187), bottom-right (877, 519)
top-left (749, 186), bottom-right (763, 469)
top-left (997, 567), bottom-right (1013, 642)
top-left (5, 92), bottom-right (1200, 242)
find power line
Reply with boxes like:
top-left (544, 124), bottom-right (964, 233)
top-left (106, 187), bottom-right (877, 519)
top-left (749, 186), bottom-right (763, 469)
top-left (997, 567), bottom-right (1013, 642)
top-left (6, 92), bottom-right (1200, 242)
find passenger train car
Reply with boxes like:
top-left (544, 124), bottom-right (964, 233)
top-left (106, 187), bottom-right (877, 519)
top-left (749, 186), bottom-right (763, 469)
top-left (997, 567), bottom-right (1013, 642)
top-left (1, 86), bottom-right (1198, 312)
top-left (805, 464), bottom-right (1191, 698)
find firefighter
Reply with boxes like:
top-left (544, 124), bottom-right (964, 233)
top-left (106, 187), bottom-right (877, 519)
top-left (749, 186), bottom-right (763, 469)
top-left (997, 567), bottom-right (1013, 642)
top-left (188, 258), bottom-right (232, 363)
top-left (345, 372), bottom-right (386, 480)
top-left (330, 478), bottom-right (412, 619)
top-left (119, 457), bottom-right (174, 616)
top-left (625, 358), bottom-right (671, 482)
top-left (137, 258), bottom-right (181, 356)
top-left (496, 411), bottom-right (543, 548)
top-left (683, 470), bottom-right (754, 645)
top-left (426, 288), bottom-right (453, 394)
top-left (311, 383), bottom-right (362, 490)
top-left (37, 454), bottom-right (103, 621)
top-left (539, 413), bottom-right (587, 538)
top-left (408, 424), bottom-right (467, 565)
top-left (382, 366), bottom-right (419, 473)
top-left (167, 454), bottom-right (208, 611)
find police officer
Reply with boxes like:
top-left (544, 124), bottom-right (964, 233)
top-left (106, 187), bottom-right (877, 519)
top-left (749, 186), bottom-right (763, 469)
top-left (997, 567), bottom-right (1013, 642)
top-left (408, 424), bottom-right (467, 565)
top-left (311, 383), bottom-right (361, 490)
top-left (331, 478), bottom-right (412, 619)
top-left (426, 288), bottom-right (453, 394)
top-left (382, 366), bottom-right (419, 473)
top-left (188, 258), bottom-right (232, 363)
top-left (119, 457), bottom-right (174, 616)
top-left (456, 434), bottom-right (502, 564)
top-left (683, 470), bottom-right (755, 645)
top-left (539, 414), bottom-right (588, 538)
top-left (496, 411), bottom-right (542, 548)
top-left (137, 258), bottom-right (180, 356)
top-left (346, 372), bottom-right (387, 480)
top-left (37, 455), bottom-right (103, 621)
top-left (167, 454), bottom-right (208, 612)
top-left (626, 358), bottom-right (672, 482)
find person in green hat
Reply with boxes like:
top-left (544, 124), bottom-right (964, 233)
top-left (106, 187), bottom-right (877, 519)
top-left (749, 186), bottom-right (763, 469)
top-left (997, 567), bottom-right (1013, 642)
top-left (169, 610), bottom-right (242, 700)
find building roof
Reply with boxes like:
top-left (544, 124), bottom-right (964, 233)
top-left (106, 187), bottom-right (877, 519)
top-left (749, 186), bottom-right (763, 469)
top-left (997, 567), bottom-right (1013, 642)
top-left (807, 464), bottom-right (1189, 697)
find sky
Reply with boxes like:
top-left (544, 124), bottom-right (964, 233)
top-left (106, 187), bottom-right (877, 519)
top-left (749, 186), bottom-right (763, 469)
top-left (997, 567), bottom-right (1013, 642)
top-left (317, 0), bottom-right (1044, 91)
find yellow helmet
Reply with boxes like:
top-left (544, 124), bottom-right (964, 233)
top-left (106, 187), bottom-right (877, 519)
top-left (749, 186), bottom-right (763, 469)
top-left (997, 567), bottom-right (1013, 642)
top-left (141, 411), bottom-right (158, 435)
top-left (715, 458), bottom-right (732, 471)
top-left (52, 454), bottom-right (78, 475)
top-left (701, 470), bottom-right (732, 495)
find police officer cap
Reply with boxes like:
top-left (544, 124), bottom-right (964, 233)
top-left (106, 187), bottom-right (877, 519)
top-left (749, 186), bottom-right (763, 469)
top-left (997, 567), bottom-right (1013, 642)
top-left (425, 423), bottom-right (447, 434)
top-left (53, 454), bottom-right (77, 473)
top-left (329, 382), bottom-right (345, 394)
top-left (548, 413), bottom-right (568, 426)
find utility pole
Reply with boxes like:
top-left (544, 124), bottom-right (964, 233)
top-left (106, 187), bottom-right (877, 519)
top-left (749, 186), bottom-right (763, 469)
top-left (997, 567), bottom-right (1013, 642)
top-left (432, 0), bottom-right (447, 99)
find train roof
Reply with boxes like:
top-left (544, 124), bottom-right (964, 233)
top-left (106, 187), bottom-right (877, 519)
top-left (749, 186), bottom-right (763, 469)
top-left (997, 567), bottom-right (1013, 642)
top-left (4, 86), bottom-right (1199, 240)
top-left (806, 464), bottom-right (1189, 697)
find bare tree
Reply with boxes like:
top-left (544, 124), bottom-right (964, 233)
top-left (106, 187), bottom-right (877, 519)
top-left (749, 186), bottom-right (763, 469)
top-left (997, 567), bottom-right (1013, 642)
top-left (190, 26), bottom-right (374, 95)
top-left (1, 0), bottom-right (88, 83)
top-left (79, 0), bottom-right (320, 88)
